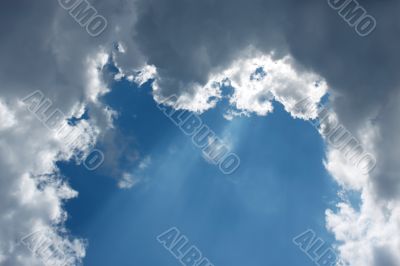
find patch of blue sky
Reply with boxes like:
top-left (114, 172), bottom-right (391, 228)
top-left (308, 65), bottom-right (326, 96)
top-left (60, 71), bottom-right (341, 266)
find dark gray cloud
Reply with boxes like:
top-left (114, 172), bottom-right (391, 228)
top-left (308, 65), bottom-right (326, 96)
top-left (133, 0), bottom-right (288, 96)
top-left (132, 0), bottom-right (399, 111)
top-left (0, 0), bottom-right (142, 110)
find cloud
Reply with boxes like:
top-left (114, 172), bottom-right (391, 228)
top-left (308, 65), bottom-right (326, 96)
top-left (117, 172), bottom-right (137, 189)
top-left (138, 156), bottom-right (151, 170)
top-left (0, 97), bottom-right (89, 265)
top-left (209, 51), bottom-right (327, 119)
top-left (0, 99), bottom-right (16, 130)
top-left (326, 188), bottom-right (400, 266)
top-left (0, 0), bottom-right (134, 264)
top-left (116, 156), bottom-right (151, 189)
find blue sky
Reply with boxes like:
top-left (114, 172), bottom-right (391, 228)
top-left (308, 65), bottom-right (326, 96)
top-left (60, 71), bottom-right (340, 266)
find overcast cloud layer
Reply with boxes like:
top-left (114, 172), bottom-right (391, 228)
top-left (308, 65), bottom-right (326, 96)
top-left (1, 0), bottom-right (399, 265)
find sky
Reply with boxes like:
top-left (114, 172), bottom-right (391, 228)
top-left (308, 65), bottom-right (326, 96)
top-left (60, 76), bottom-right (339, 266)
top-left (0, 0), bottom-right (400, 266)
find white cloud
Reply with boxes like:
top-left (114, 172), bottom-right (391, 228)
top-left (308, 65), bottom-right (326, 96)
top-left (150, 50), bottom-right (327, 116)
top-left (218, 52), bottom-right (327, 119)
top-left (0, 1), bottom-right (121, 260)
top-left (0, 99), bottom-right (16, 130)
top-left (117, 156), bottom-right (151, 189)
top-left (326, 189), bottom-right (400, 266)
top-left (86, 52), bottom-right (110, 103)
top-left (0, 98), bottom-right (88, 265)
top-left (138, 155), bottom-right (151, 170)
top-left (322, 101), bottom-right (400, 266)
top-left (153, 77), bottom-right (222, 113)
top-left (117, 172), bottom-right (137, 189)
top-left (0, 47), bottom-right (114, 264)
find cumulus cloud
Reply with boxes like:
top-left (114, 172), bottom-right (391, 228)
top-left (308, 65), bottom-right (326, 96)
top-left (209, 51), bottom-right (327, 118)
top-left (326, 187), bottom-right (400, 266)
top-left (0, 0), bottom-right (138, 264)
top-left (0, 97), bottom-right (89, 265)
